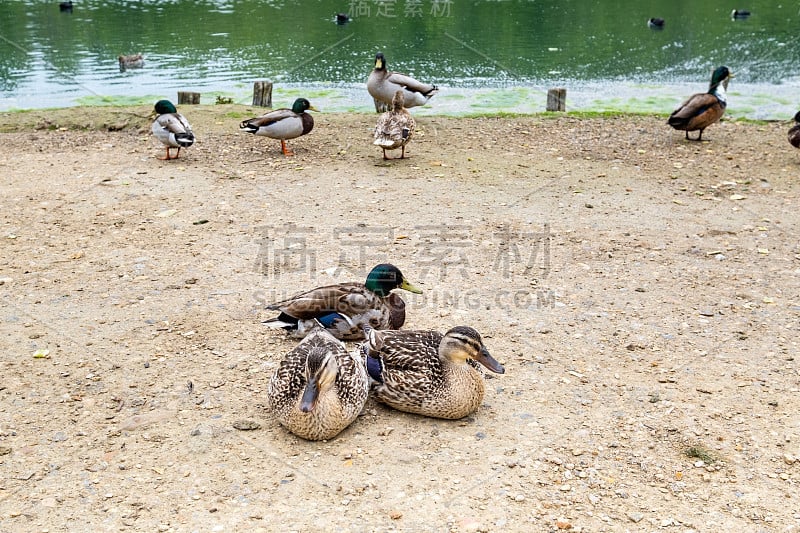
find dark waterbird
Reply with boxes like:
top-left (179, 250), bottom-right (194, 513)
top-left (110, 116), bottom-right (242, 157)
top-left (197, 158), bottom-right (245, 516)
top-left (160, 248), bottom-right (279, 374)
top-left (731, 9), bottom-right (751, 19)
top-left (335, 13), bottom-right (350, 24)
top-left (647, 18), bottom-right (665, 29)
top-left (59, 1), bottom-right (73, 11)
top-left (789, 111), bottom-right (800, 149)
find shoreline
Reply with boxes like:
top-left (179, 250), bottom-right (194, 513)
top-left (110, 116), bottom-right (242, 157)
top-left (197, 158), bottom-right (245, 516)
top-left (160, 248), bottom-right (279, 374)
top-left (2, 79), bottom-right (799, 120)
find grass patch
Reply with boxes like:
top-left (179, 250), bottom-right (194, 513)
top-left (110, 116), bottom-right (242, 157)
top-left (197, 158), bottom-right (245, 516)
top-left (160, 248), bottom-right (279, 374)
top-left (684, 444), bottom-right (717, 464)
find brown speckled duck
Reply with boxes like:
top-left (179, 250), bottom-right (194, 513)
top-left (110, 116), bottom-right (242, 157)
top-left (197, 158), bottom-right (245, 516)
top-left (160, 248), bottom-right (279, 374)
top-left (373, 90), bottom-right (416, 159)
top-left (361, 325), bottom-right (505, 420)
top-left (789, 111), bottom-right (800, 149)
top-left (668, 66), bottom-right (733, 141)
top-left (267, 324), bottom-right (368, 441)
top-left (263, 264), bottom-right (422, 340)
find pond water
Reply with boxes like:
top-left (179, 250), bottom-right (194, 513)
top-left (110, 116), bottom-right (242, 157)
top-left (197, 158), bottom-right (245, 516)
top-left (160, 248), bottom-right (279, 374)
top-left (1, 0), bottom-right (798, 118)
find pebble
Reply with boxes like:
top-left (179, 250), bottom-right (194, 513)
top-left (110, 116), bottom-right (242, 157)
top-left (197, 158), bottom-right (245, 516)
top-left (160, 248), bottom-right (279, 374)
top-left (627, 512), bottom-right (644, 523)
top-left (784, 454), bottom-right (797, 465)
top-left (232, 420), bottom-right (261, 431)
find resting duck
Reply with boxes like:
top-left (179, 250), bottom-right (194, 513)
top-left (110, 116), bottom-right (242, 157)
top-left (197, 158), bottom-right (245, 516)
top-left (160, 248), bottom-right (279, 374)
top-left (361, 325), bottom-right (505, 420)
top-left (267, 324), bottom-right (368, 441)
top-left (239, 98), bottom-right (318, 156)
top-left (668, 66), bottom-right (733, 141)
top-left (263, 263), bottom-right (422, 341)
top-left (731, 9), bottom-right (751, 19)
top-left (367, 52), bottom-right (438, 108)
top-left (150, 100), bottom-right (195, 160)
top-left (118, 53), bottom-right (144, 71)
top-left (789, 111), bottom-right (800, 149)
top-left (373, 90), bottom-right (416, 159)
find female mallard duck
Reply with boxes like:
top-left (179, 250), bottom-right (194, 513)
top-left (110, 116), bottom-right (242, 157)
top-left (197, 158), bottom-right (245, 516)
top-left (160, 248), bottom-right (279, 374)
top-left (118, 53), bottom-right (144, 71)
top-left (361, 325), bottom-right (505, 420)
top-left (151, 99), bottom-right (195, 160)
top-left (373, 90), bottom-right (416, 159)
top-left (239, 98), bottom-right (318, 156)
top-left (789, 111), bottom-right (800, 149)
top-left (367, 52), bottom-right (438, 108)
top-left (668, 66), bottom-right (733, 141)
top-left (263, 263), bottom-right (422, 341)
top-left (268, 324), bottom-right (368, 441)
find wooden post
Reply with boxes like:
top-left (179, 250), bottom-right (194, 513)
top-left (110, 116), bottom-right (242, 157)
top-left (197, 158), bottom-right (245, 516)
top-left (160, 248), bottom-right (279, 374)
top-left (177, 91), bottom-right (200, 105)
top-left (546, 88), bottom-right (566, 112)
top-left (253, 81), bottom-right (273, 107)
top-left (374, 99), bottom-right (389, 113)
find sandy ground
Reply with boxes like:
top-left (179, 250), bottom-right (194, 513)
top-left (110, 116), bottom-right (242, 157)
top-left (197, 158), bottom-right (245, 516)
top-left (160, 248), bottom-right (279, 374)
top-left (1, 105), bottom-right (799, 532)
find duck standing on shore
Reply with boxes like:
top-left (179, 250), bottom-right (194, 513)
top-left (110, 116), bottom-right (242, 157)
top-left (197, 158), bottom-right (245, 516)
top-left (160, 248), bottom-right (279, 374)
top-left (373, 90), bottom-right (416, 159)
top-left (789, 111), bottom-right (800, 149)
top-left (151, 100), bottom-right (195, 160)
top-left (367, 52), bottom-right (438, 108)
top-left (239, 98), bottom-right (318, 156)
top-left (668, 66), bottom-right (733, 141)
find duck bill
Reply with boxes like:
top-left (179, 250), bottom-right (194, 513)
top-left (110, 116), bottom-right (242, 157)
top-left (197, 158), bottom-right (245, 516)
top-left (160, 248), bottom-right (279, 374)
top-left (399, 278), bottom-right (423, 294)
top-left (475, 347), bottom-right (505, 374)
top-left (308, 105), bottom-right (320, 112)
top-left (299, 379), bottom-right (320, 413)
top-left (375, 57), bottom-right (383, 69)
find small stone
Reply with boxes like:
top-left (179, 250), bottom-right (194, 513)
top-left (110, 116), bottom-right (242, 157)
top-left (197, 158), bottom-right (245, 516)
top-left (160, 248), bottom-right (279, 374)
top-left (699, 309), bottom-right (714, 317)
top-left (233, 420), bottom-right (261, 431)
top-left (783, 454), bottom-right (797, 465)
top-left (555, 520), bottom-right (572, 530)
top-left (627, 512), bottom-right (644, 523)
top-left (389, 510), bottom-right (402, 520)
top-left (514, 494), bottom-right (525, 502)
top-left (559, 484), bottom-right (571, 492)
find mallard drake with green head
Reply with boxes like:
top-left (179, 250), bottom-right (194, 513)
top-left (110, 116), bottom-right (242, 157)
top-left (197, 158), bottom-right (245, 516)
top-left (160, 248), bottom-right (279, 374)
top-left (789, 111), bottom-right (800, 149)
top-left (668, 66), bottom-right (733, 141)
top-left (239, 98), bottom-right (318, 156)
top-left (263, 263), bottom-right (423, 340)
top-left (268, 324), bottom-right (368, 441)
top-left (151, 100), bottom-right (195, 160)
top-left (361, 325), bottom-right (505, 420)
top-left (373, 90), bottom-right (416, 159)
top-left (367, 52), bottom-right (438, 108)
